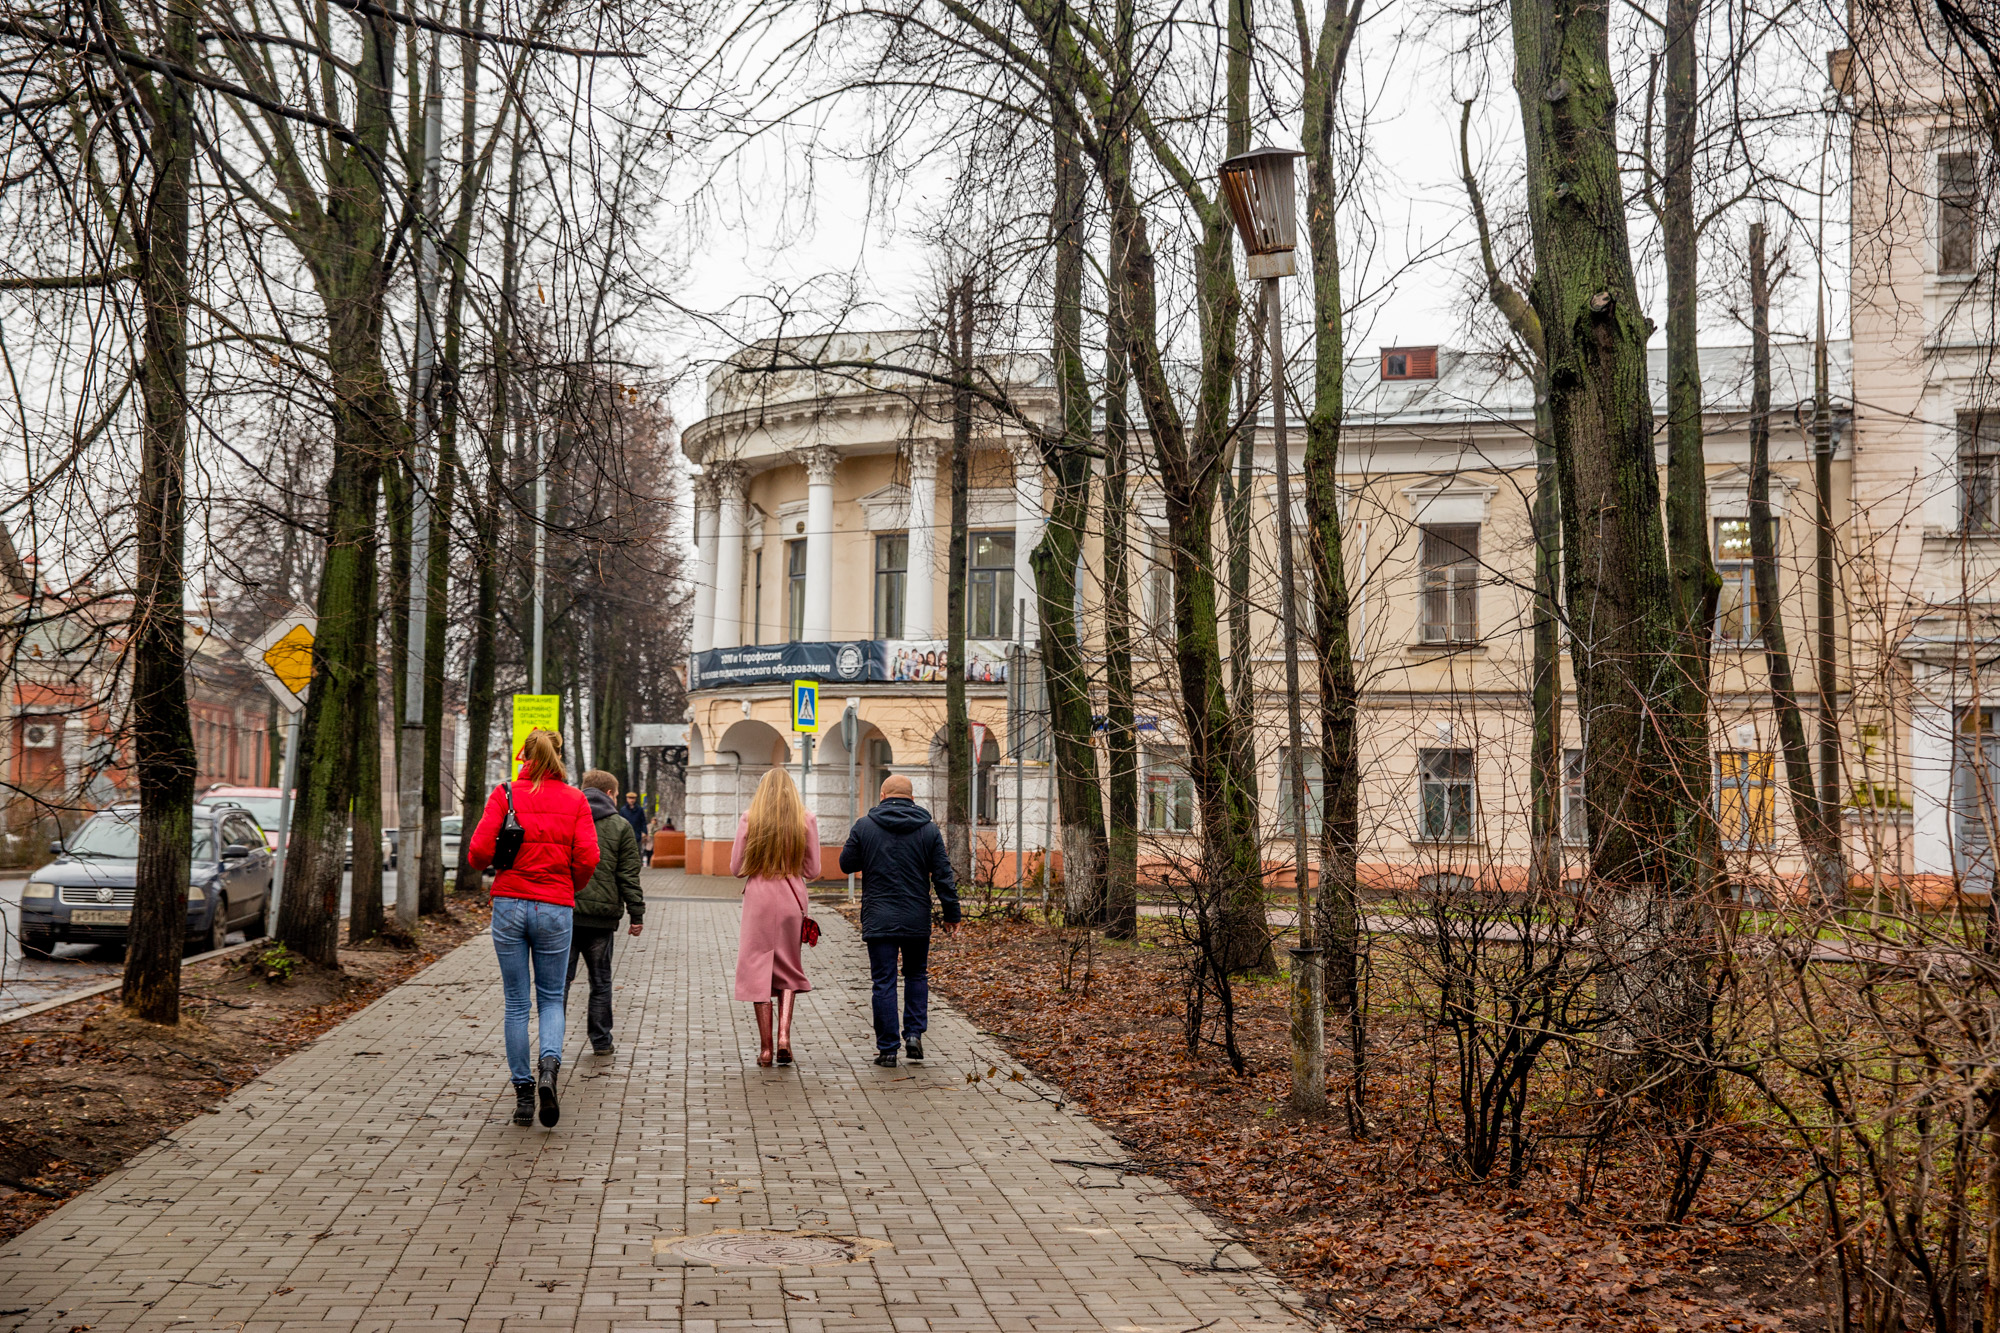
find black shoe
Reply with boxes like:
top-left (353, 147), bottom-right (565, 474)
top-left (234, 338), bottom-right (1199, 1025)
top-left (537, 1055), bottom-right (561, 1127)
top-left (512, 1081), bottom-right (536, 1127)
top-left (874, 1052), bottom-right (898, 1068)
top-left (905, 1039), bottom-right (924, 1063)
top-left (592, 1040), bottom-right (615, 1057)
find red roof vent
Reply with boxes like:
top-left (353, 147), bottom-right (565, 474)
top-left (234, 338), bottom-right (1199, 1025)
top-left (1380, 346), bottom-right (1438, 381)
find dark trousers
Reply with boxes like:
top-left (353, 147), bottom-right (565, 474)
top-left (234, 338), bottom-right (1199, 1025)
top-left (564, 925), bottom-right (616, 1050)
top-left (866, 936), bottom-right (930, 1053)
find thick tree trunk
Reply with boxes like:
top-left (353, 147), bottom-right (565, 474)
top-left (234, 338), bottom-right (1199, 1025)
top-left (945, 279), bottom-right (974, 888)
top-left (124, 0), bottom-right (198, 1025)
top-left (1747, 224), bottom-right (1839, 906)
top-left (349, 587), bottom-right (386, 946)
top-left (1037, 21), bottom-right (1109, 924)
top-left (1298, 0), bottom-right (1365, 1127)
top-left (1508, 0), bottom-right (1706, 1053)
top-left (276, 8), bottom-right (401, 968)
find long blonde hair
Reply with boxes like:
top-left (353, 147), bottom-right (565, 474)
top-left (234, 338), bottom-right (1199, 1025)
top-left (741, 767), bottom-right (808, 878)
top-left (519, 729), bottom-right (567, 790)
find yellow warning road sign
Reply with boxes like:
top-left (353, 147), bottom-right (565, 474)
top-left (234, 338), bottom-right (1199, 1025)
top-left (244, 613), bottom-right (317, 713)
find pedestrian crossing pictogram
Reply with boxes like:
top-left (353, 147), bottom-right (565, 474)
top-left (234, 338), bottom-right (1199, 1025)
top-left (792, 679), bottom-right (820, 733)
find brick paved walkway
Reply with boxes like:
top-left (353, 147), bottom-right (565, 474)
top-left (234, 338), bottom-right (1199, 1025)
top-left (0, 875), bottom-right (1315, 1333)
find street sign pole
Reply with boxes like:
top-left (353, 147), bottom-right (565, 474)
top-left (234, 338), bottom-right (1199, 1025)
top-left (269, 711), bottom-right (301, 933)
top-left (1013, 602), bottom-right (1024, 911)
top-left (842, 700), bottom-right (859, 904)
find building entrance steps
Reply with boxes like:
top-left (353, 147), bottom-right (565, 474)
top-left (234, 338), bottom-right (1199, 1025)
top-left (0, 869), bottom-right (1315, 1333)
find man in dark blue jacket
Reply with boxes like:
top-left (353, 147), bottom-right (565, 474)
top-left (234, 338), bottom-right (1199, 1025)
top-left (838, 773), bottom-right (959, 1067)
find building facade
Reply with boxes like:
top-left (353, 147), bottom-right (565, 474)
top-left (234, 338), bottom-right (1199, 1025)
top-left (680, 328), bottom-right (1863, 894)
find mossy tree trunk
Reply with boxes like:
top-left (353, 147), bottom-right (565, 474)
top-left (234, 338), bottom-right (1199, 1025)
top-left (1036, 7), bottom-right (1109, 923)
top-left (275, 7), bottom-right (404, 968)
top-left (124, 0), bottom-right (198, 1025)
top-left (1507, 0), bottom-right (1708, 1050)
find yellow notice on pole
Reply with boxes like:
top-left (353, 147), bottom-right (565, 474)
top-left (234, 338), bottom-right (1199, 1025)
top-left (791, 680), bottom-right (820, 733)
top-left (243, 613), bottom-right (318, 714)
top-left (510, 694), bottom-right (560, 777)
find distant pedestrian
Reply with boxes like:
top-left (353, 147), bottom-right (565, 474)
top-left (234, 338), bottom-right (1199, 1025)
top-left (731, 767), bottom-right (819, 1068)
top-left (620, 791), bottom-right (649, 846)
top-left (838, 773), bottom-right (958, 1067)
top-left (571, 771), bottom-right (646, 1057)
top-left (467, 729), bottom-right (600, 1129)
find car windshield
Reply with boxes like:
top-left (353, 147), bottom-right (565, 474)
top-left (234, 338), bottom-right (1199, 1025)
top-left (441, 817), bottom-right (461, 835)
top-left (66, 815), bottom-right (216, 861)
top-left (215, 796), bottom-right (284, 830)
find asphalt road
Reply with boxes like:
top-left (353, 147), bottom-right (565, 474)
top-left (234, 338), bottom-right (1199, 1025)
top-left (0, 870), bottom-right (402, 1017)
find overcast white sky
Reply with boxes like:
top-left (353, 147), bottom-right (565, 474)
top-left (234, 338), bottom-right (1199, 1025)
top-left (657, 5), bottom-right (1848, 438)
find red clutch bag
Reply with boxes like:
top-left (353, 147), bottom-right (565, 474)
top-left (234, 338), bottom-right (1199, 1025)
top-left (802, 917), bottom-right (821, 947)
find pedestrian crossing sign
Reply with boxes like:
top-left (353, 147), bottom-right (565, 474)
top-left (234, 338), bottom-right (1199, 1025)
top-left (791, 680), bottom-right (820, 733)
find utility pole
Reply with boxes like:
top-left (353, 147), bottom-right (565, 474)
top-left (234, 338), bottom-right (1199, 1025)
top-left (397, 45), bottom-right (445, 933)
top-left (1812, 292), bottom-right (1843, 900)
top-left (1220, 145), bottom-right (1325, 1115)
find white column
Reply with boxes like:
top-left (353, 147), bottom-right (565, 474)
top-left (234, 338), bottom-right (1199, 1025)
top-left (1011, 441), bottom-right (1043, 643)
top-left (802, 445), bottom-right (840, 641)
top-left (691, 476), bottom-right (719, 655)
top-left (710, 464), bottom-right (748, 650)
top-left (1912, 702), bottom-right (1957, 877)
top-left (904, 440), bottom-right (941, 640)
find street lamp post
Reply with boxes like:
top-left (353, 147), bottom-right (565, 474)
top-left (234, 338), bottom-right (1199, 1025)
top-left (1219, 144), bottom-right (1324, 1116)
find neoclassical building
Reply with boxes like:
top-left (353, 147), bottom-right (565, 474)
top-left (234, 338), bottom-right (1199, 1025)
top-left (680, 328), bottom-right (1867, 894)
top-left (681, 334), bottom-right (1056, 878)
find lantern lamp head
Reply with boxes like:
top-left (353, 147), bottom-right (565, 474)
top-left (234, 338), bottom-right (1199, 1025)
top-left (1218, 145), bottom-right (1306, 279)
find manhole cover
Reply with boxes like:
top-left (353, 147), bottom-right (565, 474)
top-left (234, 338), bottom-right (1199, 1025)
top-left (653, 1229), bottom-right (890, 1268)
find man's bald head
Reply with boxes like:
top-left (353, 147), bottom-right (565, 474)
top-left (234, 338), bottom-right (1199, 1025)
top-left (879, 774), bottom-right (913, 801)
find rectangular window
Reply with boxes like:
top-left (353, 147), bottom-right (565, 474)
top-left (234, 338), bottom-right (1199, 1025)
top-left (1145, 527), bottom-right (1175, 634)
top-left (968, 530), bottom-right (1014, 639)
top-left (1713, 518), bottom-right (1763, 645)
top-left (1562, 748), bottom-right (1588, 845)
top-left (874, 534), bottom-right (908, 639)
top-left (1419, 524), bottom-right (1480, 644)
top-left (1717, 750), bottom-right (1776, 850)
top-left (1278, 748), bottom-right (1324, 837)
top-left (1291, 534), bottom-right (1317, 636)
top-left (1941, 151), bottom-right (1979, 276)
top-left (786, 539), bottom-right (806, 642)
top-left (1961, 412), bottom-right (2000, 534)
top-left (1957, 709), bottom-right (2000, 888)
top-left (1418, 748), bottom-right (1476, 840)
top-left (1144, 749), bottom-right (1195, 833)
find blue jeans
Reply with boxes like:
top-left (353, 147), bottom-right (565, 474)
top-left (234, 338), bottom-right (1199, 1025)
top-left (866, 936), bottom-right (929, 1053)
top-left (492, 896), bottom-right (573, 1082)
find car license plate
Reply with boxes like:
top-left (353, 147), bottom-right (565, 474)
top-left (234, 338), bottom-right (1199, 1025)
top-left (70, 909), bottom-right (129, 925)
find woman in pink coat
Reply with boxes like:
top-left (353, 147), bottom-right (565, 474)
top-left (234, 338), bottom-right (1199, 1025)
top-left (731, 767), bottom-right (819, 1067)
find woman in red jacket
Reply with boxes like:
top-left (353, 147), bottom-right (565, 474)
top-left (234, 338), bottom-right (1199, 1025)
top-left (467, 729), bottom-right (600, 1128)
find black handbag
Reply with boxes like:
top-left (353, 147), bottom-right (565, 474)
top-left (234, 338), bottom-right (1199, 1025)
top-left (490, 782), bottom-right (525, 872)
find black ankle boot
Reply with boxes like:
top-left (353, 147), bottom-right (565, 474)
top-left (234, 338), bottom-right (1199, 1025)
top-left (537, 1054), bottom-right (561, 1127)
top-left (512, 1081), bottom-right (536, 1126)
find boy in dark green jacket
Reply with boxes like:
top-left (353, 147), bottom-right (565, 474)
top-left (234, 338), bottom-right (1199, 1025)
top-left (568, 770), bottom-right (646, 1055)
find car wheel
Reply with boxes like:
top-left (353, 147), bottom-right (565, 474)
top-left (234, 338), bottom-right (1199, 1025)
top-left (188, 906), bottom-right (226, 956)
top-left (20, 930), bottom-right (54, 959)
